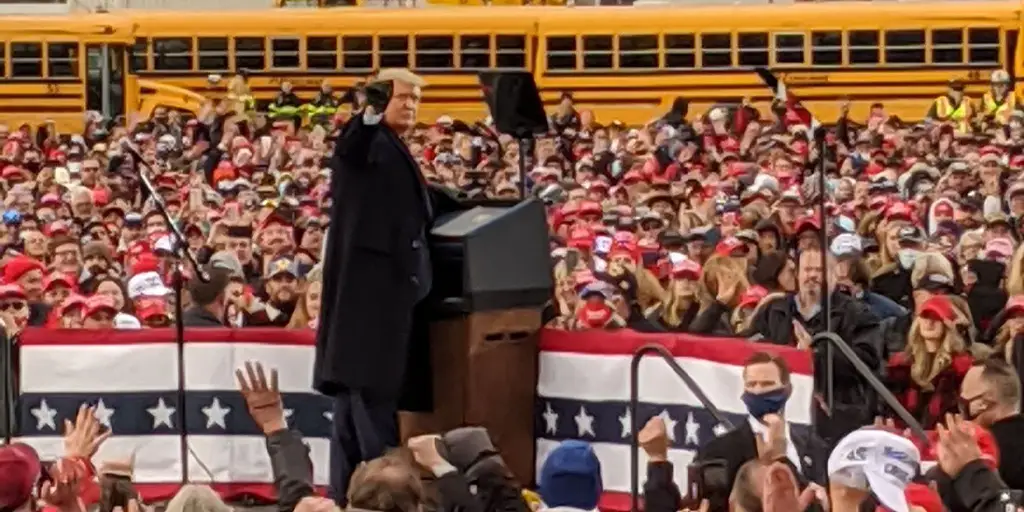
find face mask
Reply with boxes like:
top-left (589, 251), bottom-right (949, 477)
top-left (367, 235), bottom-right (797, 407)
top-left (741, 387), bottom-right (789, 419)
top-left (897, 249), bottom-right (920, 270)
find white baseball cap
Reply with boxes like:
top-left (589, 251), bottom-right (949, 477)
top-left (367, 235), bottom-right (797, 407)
top-left (827, 429), bottom-right (920, 512)
top-left (128, 271), bottom-right (171, 300)
top-left (830, 233), bottom-right (862, 258)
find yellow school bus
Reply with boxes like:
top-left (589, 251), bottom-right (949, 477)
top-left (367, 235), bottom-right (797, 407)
top-left (532, 1), bottom-right (1023, 124)
top-left (125, 8), bottom-right (536, 122)
top-left (0, 14), bottom-right (205, 133)
top-left (120, 2), bottom-right (1024, 126)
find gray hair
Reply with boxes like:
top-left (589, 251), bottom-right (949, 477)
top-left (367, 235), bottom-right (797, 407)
top-left (208, 251), bottom-right (245, 279)
top-left (165, 485), bottom-right (232, 512)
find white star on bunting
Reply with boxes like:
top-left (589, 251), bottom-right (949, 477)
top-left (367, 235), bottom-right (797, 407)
top-left (31, 399), bottom-right (57, 431)
top-left (202, 397), bottom-right (231, 429)
top-left (147, 398), bottom-right (176, 429)
top-left (657, 410), bottom-right (678, 442)
top-left (542, 403), bottom-right (559, 435)
top-left (94, 399), bottom-right (115, 429)
top-left (574, 405), bottom-right (595, 437)
top-left (684, 412), bottom-right (701, 446)
top-left (618, 407), bottom-right (632, 439)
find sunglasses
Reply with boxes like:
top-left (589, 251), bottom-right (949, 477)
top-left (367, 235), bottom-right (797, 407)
top-left (0, 301), bottom-right (26, 311)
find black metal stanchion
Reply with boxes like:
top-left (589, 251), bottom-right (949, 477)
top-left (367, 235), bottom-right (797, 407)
top-left (120, 140), bottom-right (209, 483)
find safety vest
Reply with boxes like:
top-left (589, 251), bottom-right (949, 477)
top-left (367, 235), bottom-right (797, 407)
top-left (983, 91), bottom-right (1017, 125)
top-left (934, 95), bottom-right (972, 132)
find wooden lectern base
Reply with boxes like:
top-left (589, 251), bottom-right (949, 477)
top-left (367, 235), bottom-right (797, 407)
top-left (400, 307), bottom-right (541, 486)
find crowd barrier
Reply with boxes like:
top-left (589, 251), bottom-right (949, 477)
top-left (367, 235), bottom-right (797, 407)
top-left (5, 327), bottom-right (813, 509)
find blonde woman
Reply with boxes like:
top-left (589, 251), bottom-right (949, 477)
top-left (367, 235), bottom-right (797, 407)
top-left (885, 294), bottom-right (973, 430)
top-left (287, 266), bottom-right (323, 329)
top-left (689, 243), bottom-right (750, 335)
top-left (645, 259), bottom-right (701, 331)
top-left (1005, 241), bottom-right (1024, 296)
top-left (990, 296), bottom-right (1024, 364)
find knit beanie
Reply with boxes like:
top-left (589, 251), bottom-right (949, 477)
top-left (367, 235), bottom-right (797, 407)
top-left (538, 440), bottom-right (602, 511)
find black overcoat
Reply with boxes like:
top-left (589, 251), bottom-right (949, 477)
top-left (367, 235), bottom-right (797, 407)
top-left (313, 114), bottom-right (459, 412)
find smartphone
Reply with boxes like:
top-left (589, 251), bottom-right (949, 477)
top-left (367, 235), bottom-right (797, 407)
top-left (681, 460), bottom-right (730, 511)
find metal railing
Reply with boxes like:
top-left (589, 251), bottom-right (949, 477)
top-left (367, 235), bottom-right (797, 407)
top-left (812, 332), bottom-right (928, 444)
top-left (628, 343), bottom-right (734, 512)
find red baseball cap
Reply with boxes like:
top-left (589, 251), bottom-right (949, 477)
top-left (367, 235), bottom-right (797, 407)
top-left (2, 256), bottom-right (43, 284)
top-left (714, 236), bottom-right (748, 257)
top-left (919, 295), bottom-right (956, 323)
top-left (670, 259), bottom-right (702, 280)
top-left (136, 299), bottom-right (169, 321)
top-left (84, 295), bottom-right (118, 318)
top-left (0, 443), bottom-right (41, 509)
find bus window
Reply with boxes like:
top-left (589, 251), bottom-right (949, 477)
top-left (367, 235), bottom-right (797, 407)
top-left (700, 33), bottom-right (732, 68)
top-left (664, 34), bottom-right (696, 69)
top-left (379, 36), bottom-right (409, 68)
top-left (236, 37), bottom-right (266, 70)
top-left (618, 34), bottom-right (657, 69)
top-left (342, 36), bottom-right (372, 71)
top-left (931, 29), bottom-right (964, 64)
top-left (495, 35), bottom-right (525, 69)
top-left (738, 32), bottom-right (768, 67)
top-left (460, 35), bottom-right (491, 69)
top-left (130, 38), bottom-right (148, 72)
top-left (885, 30), bottom-right (925, 64)
top-left (848, 30), bottom-right (880, 65)
top-left (11, 43), bottom-right (42, 77)
top-left (811, 31), bottom-right (842, 66)
top-left (0, 44), bottom-right (6, 77)
top-left (272, 38), bottom-right (301, 68)
top-left (582, 35), bottom-right (613, 70)
top-left (775, 33), bottom-right (805, 65)
top-left (198, 37), bottom-right (229, 71)
top-left (415, 35), bottom-right (454, 70)
top-left (307, 36), bottom-right (338, 70)
top-left (967, 28), bottom-right (999, 64)
top-left (47, 42), bottom-right (78, 78)
top-left (153, 38), bottom-right (192, 71)
top-left (546, 36), bottom-right (576, 71)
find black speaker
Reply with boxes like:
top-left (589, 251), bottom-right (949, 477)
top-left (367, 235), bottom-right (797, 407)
top-left (429, 198), bottom-right (553, 314)
top-left (478, 71), bottom-right (549, 138)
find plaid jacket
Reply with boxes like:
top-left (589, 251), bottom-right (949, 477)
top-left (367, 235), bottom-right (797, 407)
top-left (885, 351), bottom-right (974, 430)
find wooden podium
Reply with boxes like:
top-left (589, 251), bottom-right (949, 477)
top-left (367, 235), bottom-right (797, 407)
top-left (400, 307), bottom-right (541, 485)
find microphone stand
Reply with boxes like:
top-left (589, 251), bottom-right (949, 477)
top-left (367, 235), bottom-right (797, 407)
top-left (121, 141), bottom-right (209, 484)
top-left (813, 128), bottom-right (834, 431)
top-left (517, 133), bottom-right (534, 200)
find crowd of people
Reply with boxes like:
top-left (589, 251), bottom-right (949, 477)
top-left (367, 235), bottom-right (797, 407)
top-left (0, 64), bottom-right (1023, 512)
top-left (0, 357), bottom-right (1019, 512)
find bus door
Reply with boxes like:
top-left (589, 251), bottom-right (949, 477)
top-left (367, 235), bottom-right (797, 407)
top-left (85, 43), bottom-right (126, 121)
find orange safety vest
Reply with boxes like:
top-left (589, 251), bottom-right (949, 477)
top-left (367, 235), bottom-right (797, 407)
top-left (934, 95), bottom-right (973, 132)
top-left (983, 90), bottom-right (1017, 125)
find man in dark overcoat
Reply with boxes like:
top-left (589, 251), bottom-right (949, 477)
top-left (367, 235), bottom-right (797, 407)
top-left (314, 68), bottom-right (461, 501)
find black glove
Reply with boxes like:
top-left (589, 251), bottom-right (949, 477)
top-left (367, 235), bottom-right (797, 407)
top-left (364, 81), bottom-right (392, 113)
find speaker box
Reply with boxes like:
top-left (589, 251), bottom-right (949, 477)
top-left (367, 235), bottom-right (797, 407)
top-left (428, 198), bottom-right (553, 314)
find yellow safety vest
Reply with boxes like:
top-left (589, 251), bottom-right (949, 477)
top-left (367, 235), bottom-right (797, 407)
top-left (983, 91), bottom-right (1017, 125)
top-left (934, 95), bottom-right (972, 132)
